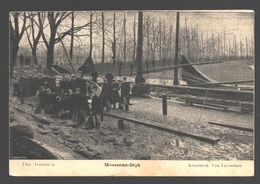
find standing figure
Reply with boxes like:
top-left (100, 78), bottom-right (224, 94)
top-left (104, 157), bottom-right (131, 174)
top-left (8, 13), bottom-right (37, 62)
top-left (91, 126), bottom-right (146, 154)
top-left (69, 74), bottom-right (76, 93)
top-left (100, 73), bottom-right (114, 112)
top-left (111, 82), bottom-right (121, 109)
top-left (91, 70), bottom-right (98, 83)
top-left (18, 76), bottom-right (27, 103)
top-left (59, 75), bottom-right (66, 96)
top-left (120, 77), bottom-right (130, 111)
top-left (35, 86), bottom-right (47, 114)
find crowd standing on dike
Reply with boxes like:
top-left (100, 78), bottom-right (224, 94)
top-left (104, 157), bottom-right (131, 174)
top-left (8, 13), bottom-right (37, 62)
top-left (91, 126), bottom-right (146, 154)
top-left (12, 71), bottom-right (131, 129)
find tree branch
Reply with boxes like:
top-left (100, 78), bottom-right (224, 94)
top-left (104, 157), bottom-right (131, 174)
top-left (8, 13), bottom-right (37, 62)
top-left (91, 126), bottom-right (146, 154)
top-left (19, 14), bottom-right (29, 43)
top-left (25, 28), bottom-right (33, 50)
top-left (56, 12), bottom-right (72, 26)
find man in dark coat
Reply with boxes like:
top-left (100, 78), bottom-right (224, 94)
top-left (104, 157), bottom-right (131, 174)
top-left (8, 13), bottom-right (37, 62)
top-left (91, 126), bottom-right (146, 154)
top-left (120, 77), bottom-right (130, 111)
top-left (100, 73), bottom-right (114, 112)
top-left (18, 76), bottom-right (28, 103)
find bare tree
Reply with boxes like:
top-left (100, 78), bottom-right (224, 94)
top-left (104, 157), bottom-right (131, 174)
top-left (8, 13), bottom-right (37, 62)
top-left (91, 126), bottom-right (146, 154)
top-left (135, 11), bottom-right (145, 84)
top-left (150, 17), bottom-right (160, 68)
top-left (25, 12), bottom-right (43, 65)
top-left (69, 12), bottom-right (74, 60)
top-left (40, 12), bottom-right (72, 68)
top-left (173, 12), bottom-right (180, 85)
top-left (9, 12), bottom-right (28, 78)
top-left (40, 12), bottom-right (90, 68)
top-left (184, 13), bottom-right (190, 58)
top-left (162, 20), bottom-right (166, 66)
top-left (159, 19), bottom-right (162, 62)
top-left (145, 15), bottom-right (150, 69)
top-left (133, 12), bottom-right (136, 65)
top-left (112, 12), bottom-right (116, 66)
top-left (101, 11), bottom-right (105, 63)
top-left (245, 36), bottom-right (248, 58)
top-left (123, 12), bottom-right (126, 63)
top-left (89, 11), bottom-right (93, 59)
top-left (168, 25), bottom-right (173, 65)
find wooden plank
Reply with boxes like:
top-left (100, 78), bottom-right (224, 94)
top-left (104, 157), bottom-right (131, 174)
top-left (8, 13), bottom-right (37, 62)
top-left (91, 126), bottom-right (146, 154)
top-left (177, 95), bottom-right (253, 113)
top-left (180, 79), bottom-right (254, 87)
top-left (149, 83), bottom-right (253, 102)
top-left (149, 83), bottom-right (253, 94)
top-left (57, 32), bottom-right (76, 75)
top-left (124, 61), bottom-right (223, 76)
top-left (104, 112), bottom-right (220, 144)
top-left (208, 121), bottom-right (253, 132)
top-left (179, 95), bottom-right (253, 106)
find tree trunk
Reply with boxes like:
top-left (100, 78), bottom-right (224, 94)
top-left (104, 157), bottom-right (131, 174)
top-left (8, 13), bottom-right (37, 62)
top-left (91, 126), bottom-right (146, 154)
top-left (32, 48), bottom-right (38, 65)
top-left (133, 12), bottom-right (136, 65)
top-left (173, 12), bottom-right (180, 85)
top-left (135, 11), bottom-right (145, 84)
top-left (70, 12), bottom-right (74, 60)
top-left (217, 31), bottom-right (220, 60)
top-left (201, 33), bottom-right (204, 61)
top-left (245, 36), bottom-right (248, 58)
top-left (10, 45), bottom-right (19, 78)
top-left (9, 13), bottom-right (27, 78)
top-left (185, 13), bottom-right (190, 59)
top-left (233, 35), bottom-right (237, 59)
top-left (113, 12), bottom-right (116, 66)
top-left (169, 26), bottom-right (172, 65)
top-left (46, 43), bottom-right (55, 68)
top-left (251, 36), bottom-right (254, 58)
top-left (89, 12), bottom-right (93, 58)
top-left (123, 12), bottom-right (126, 63)
top-left (211, 31), bottom-right (215, 60)
top-left (152, 21), bottom-right (156, 69)
top-left (240, 40), bottom-right (243, 59)
top-left (9, 17), bottom-right (19, 78)
top-left (163, 20), bottom-right (166, 66)
top-left (223, 29), bottom-right (226, 60)
top-left (101, 12), bottom-right (105, 63)
top-left (159, 19), bottom-right (162, 62)
top-left (146, 17), bottom-right (150, 68)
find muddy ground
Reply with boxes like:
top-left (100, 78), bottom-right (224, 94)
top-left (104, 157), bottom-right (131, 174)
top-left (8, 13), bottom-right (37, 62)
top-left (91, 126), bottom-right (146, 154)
top-left (9, 65), bottom-right (254, 160)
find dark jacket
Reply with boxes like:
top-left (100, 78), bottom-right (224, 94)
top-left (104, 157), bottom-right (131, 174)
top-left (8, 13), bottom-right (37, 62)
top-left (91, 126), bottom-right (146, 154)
top-left (101, 83), bottom-right (113, 102)
top-left (121, 82), bottom-right (130, 97)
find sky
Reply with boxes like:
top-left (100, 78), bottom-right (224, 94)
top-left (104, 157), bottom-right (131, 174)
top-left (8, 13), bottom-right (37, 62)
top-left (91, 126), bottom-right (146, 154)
top-left (15, 10), bottom-right (254, 59)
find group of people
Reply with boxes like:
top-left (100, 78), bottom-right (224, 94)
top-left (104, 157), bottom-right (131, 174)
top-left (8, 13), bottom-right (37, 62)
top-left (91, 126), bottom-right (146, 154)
top-left (12, 71), bottom-right (131, 129)
top-left (13, 75), bottom-right (56, 103)
top-left (35, 84), bottom-right (99, 129)
top-left (12, 72), bottom-right (101, 128)
top-left (101, 73), bottom-right (131, 112)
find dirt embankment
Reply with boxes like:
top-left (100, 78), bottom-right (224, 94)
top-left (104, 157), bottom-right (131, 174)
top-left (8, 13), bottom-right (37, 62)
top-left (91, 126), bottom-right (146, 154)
top-left (9, 94), bottom-right (253, 160)
top-left (9, 64), bottom-right (254, 160)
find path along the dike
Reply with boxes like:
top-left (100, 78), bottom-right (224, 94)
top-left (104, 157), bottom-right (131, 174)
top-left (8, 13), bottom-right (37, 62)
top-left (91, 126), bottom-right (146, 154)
top-left (126, 96), bottom-right (254, 129)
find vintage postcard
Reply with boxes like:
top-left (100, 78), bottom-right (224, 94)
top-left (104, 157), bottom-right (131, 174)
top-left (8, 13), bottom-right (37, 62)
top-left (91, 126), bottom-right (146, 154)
top-left (9, 10), bottom-right (254, 176)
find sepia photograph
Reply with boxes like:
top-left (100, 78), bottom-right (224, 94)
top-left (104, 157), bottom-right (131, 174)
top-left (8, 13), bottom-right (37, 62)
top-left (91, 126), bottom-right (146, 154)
top-left (8, 10), bottom-right (254, 176)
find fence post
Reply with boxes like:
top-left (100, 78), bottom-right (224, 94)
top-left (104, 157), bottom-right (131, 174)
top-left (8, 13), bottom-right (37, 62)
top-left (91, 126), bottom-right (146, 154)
top-left (162, 94), bottom-right (167, 115)
top-left (118, 119), bottom-right (124, 129)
